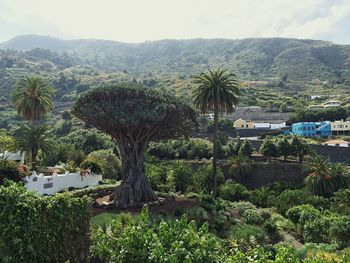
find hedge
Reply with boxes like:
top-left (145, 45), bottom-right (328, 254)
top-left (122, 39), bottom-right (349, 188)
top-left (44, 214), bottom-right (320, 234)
top-left (69, 184), bottom-right (118, 198)
top-left (0, 181), bottom-right (91, 262)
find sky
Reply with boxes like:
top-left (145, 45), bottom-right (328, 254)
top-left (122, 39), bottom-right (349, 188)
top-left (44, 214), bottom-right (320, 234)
top-left (1, 0), bottom-right (350, 44)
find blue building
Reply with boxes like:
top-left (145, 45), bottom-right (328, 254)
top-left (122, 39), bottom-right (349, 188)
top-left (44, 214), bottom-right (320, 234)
top-left (292, 121), bottom-right (331, 137)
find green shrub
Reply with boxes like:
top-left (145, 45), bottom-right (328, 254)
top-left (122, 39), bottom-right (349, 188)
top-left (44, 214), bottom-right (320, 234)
top-left (286, 204), bottom-right (321, 225)
top-left (227, 154), bottom-right (253, 179)
top-left (70, 184), bottom-right (117, 198)
top-left (86, 149), bottom-right (122, 180)
top-left (192, 164), bottom-right (224, 194)
top-left (0, 160), bottom-right (21, 184)
top-left (331, 188), bottom-right (350, 215)
top-left (242, 209), bottom-right (264, 225)
top-left (0, 182), bottom-right (90, 262)
top-left (249, 186), bottom-right (272, 207)
top-left (274, 243), bottom-right (300, 263)
top-left (90, 206), bottom-right (223, 263)
top-left (329, 215), bottom-right (350, 249)
top-left (167, 160), bottom-right (193, 193)
top-left (146, 163), bottom-right (168, 191)
top-left (219, 182), bottom-right (249, 202)
top-left (230, 201), bottom-right (257, 215)
top-left (303, 216), bottom-right (333, 243)
top-left (238, 140), bottom-right (253, 157)
top-left (80, 159), bottom-right (102, 174)
top-left (276, 189), bottom-right (329, 215)
top-left (264, 218), bottom-right (278, 234)
top-left (229, 224), bottom-right (267, 244)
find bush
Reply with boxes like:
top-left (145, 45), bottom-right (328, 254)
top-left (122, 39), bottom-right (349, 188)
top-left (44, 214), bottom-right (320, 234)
top-left (146, 163), bottom-right (168, 191)
top-left (230, 201), bottom-right (257, 215)
top-left (275, 189), bottom-right (329, 215)
top-left (286, 204), bottom-right (321, 225)
top-left (249, 186), bottom-right (272, 207)
top-left (242, 209), bottom-right (264, 225)
top-left (229, 224), bottom-right (267, 244)
top-left (238, 140), bottom-right (253, 157)
top-left (192, 164), bottom-right (224, 194)
top-left (0, 160), bottom-right (21, 184)
top-left (329, 215), bottom-right (350, 249)
top-left (227, 154), bottom-right (253, 179)
top-left (86, 149), bottom-right (122, 180)
top-left (218, 182), bottom-right (249, 202)
top-left (0, 182), bottom-right (90, 262)
top-left (331, 188), bottom-right (350, 215)
top-left (90, 207), bottom-right (224, 262)
top-left (167, 161), bottom-right (193, 193)
top-left (80, 159), bottom-right (102, 174)
top-left (70, 184), bottom-right (117, 198)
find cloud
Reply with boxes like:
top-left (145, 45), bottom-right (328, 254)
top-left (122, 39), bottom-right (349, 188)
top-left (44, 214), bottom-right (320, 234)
top-left (0, 0), bottom-right (349, 43)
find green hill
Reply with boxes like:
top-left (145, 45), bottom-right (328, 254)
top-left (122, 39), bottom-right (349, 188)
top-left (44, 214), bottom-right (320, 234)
top-left (0, 35), bottom-right (349, 106)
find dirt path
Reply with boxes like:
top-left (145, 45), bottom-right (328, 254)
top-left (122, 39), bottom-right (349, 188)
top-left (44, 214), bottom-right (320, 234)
top-left (91, 195), bottom-right (198, 216)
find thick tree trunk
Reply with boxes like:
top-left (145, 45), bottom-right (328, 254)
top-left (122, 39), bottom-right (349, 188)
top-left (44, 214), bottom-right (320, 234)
top-left (113, 142), bottom-right (157, 208)
top-left (212, 103), bottom-right (219, 197)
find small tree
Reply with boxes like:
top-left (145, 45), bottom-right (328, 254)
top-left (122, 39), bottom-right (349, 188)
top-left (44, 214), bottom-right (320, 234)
top-left (290, 136), bottom-right (310, 162)
top-left (12, 76), bottom-right (54, 122)
top-left (72, 83), bottom-right (197, 207)
top-left (14, 124), bottom-right (56, 170)
top-left (277, 137), bottom-right (292, 161)
top-left (239, 140), bottom-right (253, 157)
top-left (0, 135), bottom-right (17, 161)
top-left (304, 155), bottom-right (350, 197)
top-left (259, 138), bottom-right (278, 162)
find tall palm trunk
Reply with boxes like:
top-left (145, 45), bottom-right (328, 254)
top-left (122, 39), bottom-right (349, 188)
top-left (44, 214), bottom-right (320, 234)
top-left (212, 101), bottom-right (219, 197)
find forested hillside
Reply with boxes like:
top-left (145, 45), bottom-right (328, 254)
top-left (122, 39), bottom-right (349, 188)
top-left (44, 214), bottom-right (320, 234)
top-left (1, 35), bottom-right (350, 105)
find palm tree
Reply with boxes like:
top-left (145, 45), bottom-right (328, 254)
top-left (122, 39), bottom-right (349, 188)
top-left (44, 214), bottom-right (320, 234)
top-left (304, 155), bottom-right (350, 196)
top-left (192, 69), bottom-right (241, 196)
top-left (227, 153), bottom-right (253, 179)
top-left (14, 124), bottom-right (56, 171)
top-left (12, 76), bottom-right (54, 122)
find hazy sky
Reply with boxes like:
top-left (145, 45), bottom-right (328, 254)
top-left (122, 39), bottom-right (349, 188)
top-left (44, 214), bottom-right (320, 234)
top-left (1, 0), bottom-right (350, 44)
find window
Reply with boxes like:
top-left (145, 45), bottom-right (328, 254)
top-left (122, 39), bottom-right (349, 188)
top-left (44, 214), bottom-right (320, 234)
top-left (312, 127), bottom-right (314, 130)
top-left (246, 124), bottom-right (248, 128)
top-left (307, 127), bottom-right (310, 130)
top-left (303, 127), bottom-right (306, 131)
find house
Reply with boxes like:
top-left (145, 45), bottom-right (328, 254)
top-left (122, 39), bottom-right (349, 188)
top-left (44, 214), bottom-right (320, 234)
top-left (323, 100), bottom-right (341, 108)
top-left (233, 118), bottom-right (254, 129)
top-left (292, 121), bottom-right (331, 137)
top-left (331, 120), bottom-right (350, 135)
top-left (0, 151), bottom-right (25, 163)
top-left (254, 122), bottom-right (287, 129)
top-left (307, 105), bottom-right (325, 110)
top-left (322, 140), bottom-right (350, 147)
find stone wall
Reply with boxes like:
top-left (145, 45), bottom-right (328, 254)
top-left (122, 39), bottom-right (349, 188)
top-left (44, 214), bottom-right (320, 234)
top-left (235, 162), bottom-right (304, 189)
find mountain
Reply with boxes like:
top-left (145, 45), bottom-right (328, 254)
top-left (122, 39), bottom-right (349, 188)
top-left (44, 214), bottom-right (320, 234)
top-left (0, 35), bottom-right (350, 106)
top-left (2, 35), bottom-right (350, 80)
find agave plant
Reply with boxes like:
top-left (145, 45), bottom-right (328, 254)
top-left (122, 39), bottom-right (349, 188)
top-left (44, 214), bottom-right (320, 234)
top-left (304, 155), bottom-right (350, 197)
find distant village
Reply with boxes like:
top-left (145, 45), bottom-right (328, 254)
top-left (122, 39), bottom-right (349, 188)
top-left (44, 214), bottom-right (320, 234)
top-left (207, 99), bottom-right (350, 148)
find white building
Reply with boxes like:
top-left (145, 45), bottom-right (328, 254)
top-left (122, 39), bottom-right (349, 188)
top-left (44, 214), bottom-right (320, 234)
top-left (253, 122), bottom-right (286, 129)
top-left (322, 140), bottom-right (350, 148)
top-left (25, 171), bottom-right (102, 195)
top-left (0, 151), bottom-right (25, 163)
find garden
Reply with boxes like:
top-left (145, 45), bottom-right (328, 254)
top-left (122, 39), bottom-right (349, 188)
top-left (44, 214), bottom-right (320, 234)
top-left (0, 71), bottom-right (349, 262)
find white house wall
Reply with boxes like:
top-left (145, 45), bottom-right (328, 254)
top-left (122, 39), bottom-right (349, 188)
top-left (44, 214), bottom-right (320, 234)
top-left (25, 172), bottom-right (102, 195)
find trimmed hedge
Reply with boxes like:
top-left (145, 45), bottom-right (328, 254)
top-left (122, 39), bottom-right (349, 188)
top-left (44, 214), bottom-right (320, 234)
top-left (69, 184), bottom-right (118, 198)
top-left (0, 182), bottom-right (91, 262)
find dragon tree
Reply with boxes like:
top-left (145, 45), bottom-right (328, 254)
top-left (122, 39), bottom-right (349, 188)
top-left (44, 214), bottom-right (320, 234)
top-left (72, 83), bottom-right (197, 208)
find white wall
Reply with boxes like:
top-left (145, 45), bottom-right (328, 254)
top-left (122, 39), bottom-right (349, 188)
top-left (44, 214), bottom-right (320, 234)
top-left (25, 172), bottom-right (102, 195)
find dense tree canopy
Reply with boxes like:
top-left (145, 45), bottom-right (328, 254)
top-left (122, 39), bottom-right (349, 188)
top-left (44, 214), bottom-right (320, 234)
top-left (72, 83), bottom-right (197, 207)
